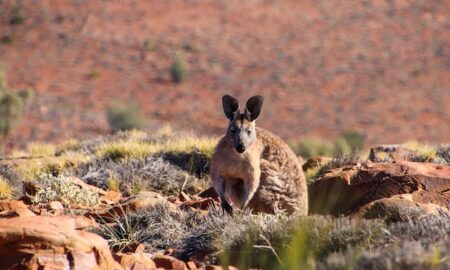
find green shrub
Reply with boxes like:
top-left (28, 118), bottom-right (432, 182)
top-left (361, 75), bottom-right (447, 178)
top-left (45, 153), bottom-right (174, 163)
top-left (0, 67), bottom-right (6, 91)
top-left (9, 16), bottom-right (26, 25)
top-left (106, 102), bottom-right (145, 132)
top-left (0, 92), bottom-right (23, 137)
top-left (17, 88), bottom-right (34, 103)
top-left (341, 130), bottom-right (365, 152)
top-left (170, 56), bottom-right (187, 83)
top-left (333, 137), bottom-right (352, 154)
top-left (290, 138), bottom-right (336, 158)
top-left (1, 35), bottom-right (14, 44)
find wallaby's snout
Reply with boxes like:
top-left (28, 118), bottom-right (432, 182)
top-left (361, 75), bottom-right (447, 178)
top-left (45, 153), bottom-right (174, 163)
top-left (222, 95), bottom-right (264, 154)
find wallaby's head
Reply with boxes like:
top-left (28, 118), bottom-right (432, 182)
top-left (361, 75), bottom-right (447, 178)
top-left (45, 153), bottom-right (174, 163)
top-left (222, 95), bottom-right (264, 154)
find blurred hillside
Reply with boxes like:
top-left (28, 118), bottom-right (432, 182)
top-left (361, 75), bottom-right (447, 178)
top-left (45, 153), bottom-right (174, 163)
top-left (0, 0), bottom-right (448, 149)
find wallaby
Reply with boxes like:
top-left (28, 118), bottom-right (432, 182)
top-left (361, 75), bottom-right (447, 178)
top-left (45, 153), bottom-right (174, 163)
top-left (210, 95), bottom-right (308, 215)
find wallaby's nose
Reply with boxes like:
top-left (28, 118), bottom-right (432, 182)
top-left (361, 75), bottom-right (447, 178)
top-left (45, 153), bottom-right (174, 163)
top-left (236, 143), bottom-right (246, 153)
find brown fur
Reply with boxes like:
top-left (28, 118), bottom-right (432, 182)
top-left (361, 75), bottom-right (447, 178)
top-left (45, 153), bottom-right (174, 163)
top-left (210, 127), bottom-right (308, 215)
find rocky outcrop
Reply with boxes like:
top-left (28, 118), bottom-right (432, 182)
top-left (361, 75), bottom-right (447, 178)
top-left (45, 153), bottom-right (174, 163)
top-left (0, 215), bottom-right (122, 269)
top-left (309, 161), bottom-right (450, 216)
top-left (352, 194), bottom-right (450, 221)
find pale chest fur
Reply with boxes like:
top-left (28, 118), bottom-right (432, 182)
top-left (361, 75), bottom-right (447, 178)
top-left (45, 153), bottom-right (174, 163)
top-left (211, 138), bottom-right (262, 180)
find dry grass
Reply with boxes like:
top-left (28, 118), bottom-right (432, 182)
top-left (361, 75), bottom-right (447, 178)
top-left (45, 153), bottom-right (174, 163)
top-left (12, 153), bottom-right (91, 181)
top-left (95, 133), bottom-right (217, 160)
top-left (0, 176), bottom-right (13, 199)
top-left (26, 142), bottom-right (56, 156)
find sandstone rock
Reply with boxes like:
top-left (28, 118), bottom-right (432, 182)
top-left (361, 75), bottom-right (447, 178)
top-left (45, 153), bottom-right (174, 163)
top-left (0, 200), bottom-right (36, 218)
top-left (302, 156), bottom-right (332, 172)
top-left (115, 252), bottom-right (156, 270)
top-left (353, 195), bottom-right (450, 221)
top-left (152, 254), bottom-right (187, 270)
top-left (93, 191), bottom-right (173, 219)
top-left (0, 199), bottom-right (28, 211)
top-left (0, 215), bottom-right (121, 269)
top-left (49, 200), bottom-right (64, 210)
top-left (309, 161), bottom-right (450, 215)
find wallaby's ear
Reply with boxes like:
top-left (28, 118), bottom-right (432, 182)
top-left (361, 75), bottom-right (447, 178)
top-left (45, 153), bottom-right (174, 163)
top-left (222, 95), bottom-right (239, 120)
top-left (245, 95), bottom-right (264, 121)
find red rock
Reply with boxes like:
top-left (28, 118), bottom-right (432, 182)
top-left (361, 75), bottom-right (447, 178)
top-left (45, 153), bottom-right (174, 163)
top-left (309, 161), bottom-right (450, 215)
top-left (0, 215), bottom-right (121, 269)
top-left (353, 195), bottom-right (450, 221)
top-left (49, 200), bottom-right (64, 210)
top-left (90, 191), bottom-right (174, 219)
top-left (186, 260), bottom-right (197, 270)
top-left (115, 252), bottom-right (156, 270)
top-left (0, 200), bottom-right (28, 211)
top-left (152, 254), bottom-right (187, 270)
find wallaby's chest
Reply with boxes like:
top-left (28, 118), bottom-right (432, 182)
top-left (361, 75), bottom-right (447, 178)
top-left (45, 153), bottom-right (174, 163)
top-left (215, 148), bottom-right (260, 179)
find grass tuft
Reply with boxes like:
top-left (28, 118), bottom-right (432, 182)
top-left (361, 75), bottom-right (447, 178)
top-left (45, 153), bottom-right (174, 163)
top-left (27, 142), bottom-right (56, 156)
top-left (0, 176), bottom-right (13, 199)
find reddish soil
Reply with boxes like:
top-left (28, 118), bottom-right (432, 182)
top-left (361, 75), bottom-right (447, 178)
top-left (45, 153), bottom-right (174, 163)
top-left (0, 0), bottom-right (449, 149)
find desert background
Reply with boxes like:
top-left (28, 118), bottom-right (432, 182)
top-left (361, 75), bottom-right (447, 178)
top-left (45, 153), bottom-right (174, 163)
top-left (0, 0), bottom-right (448, 149)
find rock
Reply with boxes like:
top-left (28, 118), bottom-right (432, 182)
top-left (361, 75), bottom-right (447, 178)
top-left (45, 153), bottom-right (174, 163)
top-left (102, 190), bottom-right (123, 204)
top-left (49, 200), bottom-right (64, 210)
top-left (0, 215), bottom-right (121, 269)
top-left (0, 200), bottom-right (28, 211)
top-left (309, 161), bottom-right (450, 215)
top-left (0, 200), bottom-right (36, 218)
top-left (186, 260), bottom-right (197, 270)
top-left (115, 252), bottom-right (156, 270)
top-left (93, 191), bottom-right (173, 219)
top-left (152, 254), bottom-right (187, 270)
top-left (302, 156), bottom-right (332, 172)
top-left (353, 195), bottom-right (450, 221)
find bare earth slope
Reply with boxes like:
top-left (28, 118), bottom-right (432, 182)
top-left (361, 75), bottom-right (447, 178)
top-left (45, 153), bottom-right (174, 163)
top-left (0, 0), bottom-right (449, 147)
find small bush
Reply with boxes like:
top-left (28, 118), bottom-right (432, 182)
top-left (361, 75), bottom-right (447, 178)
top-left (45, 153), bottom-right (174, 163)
top-left (9, 16), bottom-right (26, 25)
top-left (170, 56), bottom-right (187, 83)
top-left (341, 130), bottom-right (365, 152)
top-left (290, 138), bottom-right (336, 159)
top-left (16, 88), bottom-right (34, 103)
top-left (87, 69), bottom-right (101, 79)
top-left (333, 138), bottom-right (352, 154)
top-left (0, 67), bottom-right (6, 91)
top-left (77, 156), bottom-right (208, 196)
top-left (1, 36), bottom-right (14, 44)
top-left (30, 174), bottom-right (100, 207)
top-left (106, 102), bottom-right (145, 132)
top-left (0, 91), bottom-right (23, 137)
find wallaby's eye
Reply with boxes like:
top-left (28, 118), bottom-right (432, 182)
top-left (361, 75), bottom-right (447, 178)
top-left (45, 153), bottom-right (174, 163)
top-left (246, 129), bottom-right (251, 135)
top-left (230, 127), bottom-right (237, 133)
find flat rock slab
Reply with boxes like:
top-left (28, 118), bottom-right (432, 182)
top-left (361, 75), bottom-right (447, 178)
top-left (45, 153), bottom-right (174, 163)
top-left (0, 215), bottom-right (122, 269)
top-left (309, 161), bottom-right (450, 215)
